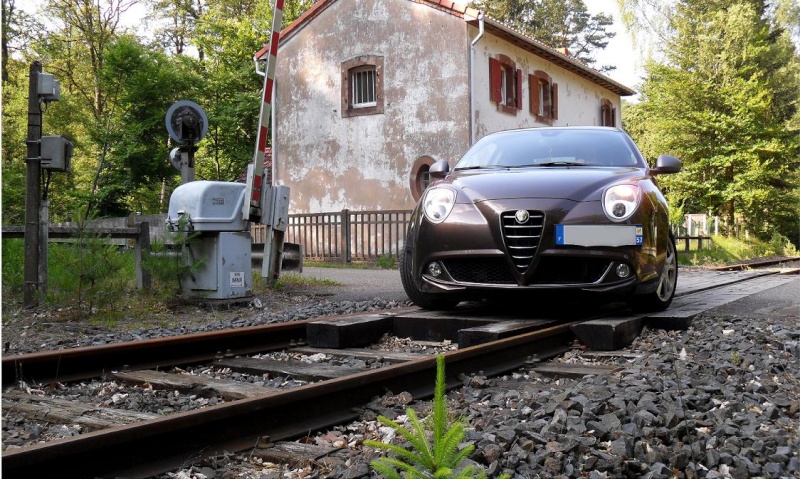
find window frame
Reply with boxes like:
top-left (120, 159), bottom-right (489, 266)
top-left (341, 55), bottom-right (384, 118)
top-left (489, 55), bottom-right (522, 115)
top-left (529, 70), bottom-right (558, 125)
top-left (600, 98), bottom-right (617, 127)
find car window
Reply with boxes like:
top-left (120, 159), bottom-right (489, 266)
top-left (455, 129), bottom-right (643, 169)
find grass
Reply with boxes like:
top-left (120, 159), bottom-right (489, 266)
top-left (304, 254), bottom-right (399, 270)
top-left (251, 269), bottom-right (340, 293)
top-left (678, 233), bottom-right (798, 266)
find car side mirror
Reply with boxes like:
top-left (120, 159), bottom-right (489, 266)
top-left (429, 159), bottom-right (450, 180)
top-left (651, 154), bottom-right (682, 175)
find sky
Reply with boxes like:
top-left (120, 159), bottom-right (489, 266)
top-left (19, 0), bottom-right (644, 92)
top-left (584, 0), bottom-right (644, 93)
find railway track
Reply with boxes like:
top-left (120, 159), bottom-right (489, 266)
top-left (2, 267), bottom-right (797, 478)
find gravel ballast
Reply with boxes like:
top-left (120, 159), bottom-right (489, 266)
top-left (157, 280), bottom-right (800, 479)
top-left (2, 274), bottom-right (798, 478)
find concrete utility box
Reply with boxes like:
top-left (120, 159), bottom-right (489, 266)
top-left (167, 181), bottom-right (252, 300)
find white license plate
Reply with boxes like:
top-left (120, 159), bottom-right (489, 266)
top-left (555, 224), bottom-right (643, 247)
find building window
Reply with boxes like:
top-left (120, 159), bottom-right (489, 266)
top-left (489, 55), bottom-right (522, 115)
top-left (410, 156), bottom-right (436, 201)
top-left (341, 55), bottom-right (384, 118)
top-left (601, 99), bottom-right (616, 127)
top-left (529, 71), bottom-right (558, 124)
top-left (351, 66), bottom-right (376, 108)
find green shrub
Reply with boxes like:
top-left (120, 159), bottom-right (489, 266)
top-left (375, 254), bottom-right (397, 269)
top-left (47, 208), bottom-right (133, 318)
top-left (142, 215), bottom-right (203, 299)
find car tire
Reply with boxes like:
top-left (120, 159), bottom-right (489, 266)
top-left (628, 233), bottom-right (678, 312)
top-left (399, 241), bottom-right (461, 310)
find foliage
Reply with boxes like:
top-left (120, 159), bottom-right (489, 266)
top-left (142, 215), bottom-right (204, 298)
top-left (2, 239), bottom-right (25, 296)
top-left (469, 0), bottom-right (616, 72)
top-left (365, 355), bottom-right (505, 479)
top-left (622, 0), bottom-right (800, 245)
top-left (47, 206), bottom-right (133, 318)
top-left (375, 254), bottom-right (397, 270)
top-left (1, 0), bottom-right (314, 223)
top-left (678, 234), bottom-right (797, 266)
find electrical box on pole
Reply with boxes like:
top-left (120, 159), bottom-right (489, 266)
top-left (40, 135), bottom-right (73, 172)
top-left (36, 73), bottom-right (60, 102)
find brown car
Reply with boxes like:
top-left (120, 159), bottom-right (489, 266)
top-left (400, 127), bottom-right (682, 311)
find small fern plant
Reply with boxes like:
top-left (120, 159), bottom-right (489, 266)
top-left (365, 355), bottom-right (506, 479)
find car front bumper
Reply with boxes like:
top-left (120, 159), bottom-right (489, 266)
top-left (410, 198), bottom-right (662, 295)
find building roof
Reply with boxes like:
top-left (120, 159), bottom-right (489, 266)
top-left (256, 0), bottom-right (635, 96)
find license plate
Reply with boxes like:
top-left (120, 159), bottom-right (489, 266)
top-left (555, 224), bottom-right (643, 247)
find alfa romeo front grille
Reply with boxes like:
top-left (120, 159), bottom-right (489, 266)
top-left (501, 210), bottom-right (544, 273)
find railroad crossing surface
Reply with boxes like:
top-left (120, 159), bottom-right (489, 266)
top-left (296, 265), bottom-right (798, 305)
top-left (297, 265), bottom-right (798, 352)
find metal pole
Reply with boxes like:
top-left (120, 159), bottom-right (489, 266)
top-left (23, 61), bottom-right (42, 308)
top-left (39, 200), bottom-right (49, 294)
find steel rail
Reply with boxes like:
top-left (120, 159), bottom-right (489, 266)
top-left (1, 319), bottom-right (578, 478)
top-left (2, 318), bottom-right (313, 387)
top-left (709, 256), bottom-right (799, 271)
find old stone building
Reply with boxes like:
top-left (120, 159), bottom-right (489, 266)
top-left (260, 0), bottom-right (635, 213)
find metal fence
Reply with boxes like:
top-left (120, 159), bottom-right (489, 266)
top-left (274, 209), bottom-right (412, 263)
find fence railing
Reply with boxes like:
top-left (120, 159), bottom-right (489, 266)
top-left (258, 209), bottom-right (413, 263)
top-left (2, 223), bottom-right (153, 289)
top-left (675, 235), bottom-right (713, 252)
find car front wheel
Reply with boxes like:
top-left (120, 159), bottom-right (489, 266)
top-left (399, 240), bottom-right (461, 310)
top-left (628, 233), bottom-right (678, 312)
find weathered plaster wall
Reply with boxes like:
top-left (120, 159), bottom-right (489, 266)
top-left (275, 0), bottom-right (471, 213)
top-left (470, 26), bottom-right (624, 140)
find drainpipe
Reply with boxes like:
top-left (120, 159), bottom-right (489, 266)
top-left (469, 11), bottom-right (485, 146)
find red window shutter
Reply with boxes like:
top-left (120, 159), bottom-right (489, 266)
top-left (515, 69), bottom-right (523, 110)
top-left (611, 107), bottom-right (617, 127)
top-left (529, 74), bottom-right (539, 115)
top-left (489, 58), bottom-right (502, 103)
top-left (551, 83), bottom-right (559, 120)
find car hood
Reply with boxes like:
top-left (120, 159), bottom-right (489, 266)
top-left (447, 167), bottom-right (646, 202)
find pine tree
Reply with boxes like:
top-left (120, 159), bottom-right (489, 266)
top-left (625, 0), bottom-right (800, 241)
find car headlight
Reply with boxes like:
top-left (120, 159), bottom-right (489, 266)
top-left (603, 184), bottom-right (641, 222)
top-left (422, 187), bottom-right (456, 224)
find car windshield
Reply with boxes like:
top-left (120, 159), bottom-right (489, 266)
top-left (454, 129), bottom-right (645, 170)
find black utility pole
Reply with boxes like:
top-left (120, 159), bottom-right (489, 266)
top-left (23, 61), bottom-right (43, 308)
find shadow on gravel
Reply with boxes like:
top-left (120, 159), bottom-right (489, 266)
top-left (445, 290), bottom-right (627, 321)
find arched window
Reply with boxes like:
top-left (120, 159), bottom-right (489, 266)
top-left (601, 99), bottom-right (617, 127)
top-left (341, 55), bottom-right (384, 118)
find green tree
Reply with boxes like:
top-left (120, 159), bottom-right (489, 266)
top-left (624, 0), bottom-right (800, 242)
top-left (1, 0), bottom-right (47, 224)
top-left (469, 0), bottom-right (617, 72)
top-left (100, 35), bottom-right (202, 213)
top-left (188, 0), bottom-right (312, 182)
top-left (147, 0), bottom-right (205, 57)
